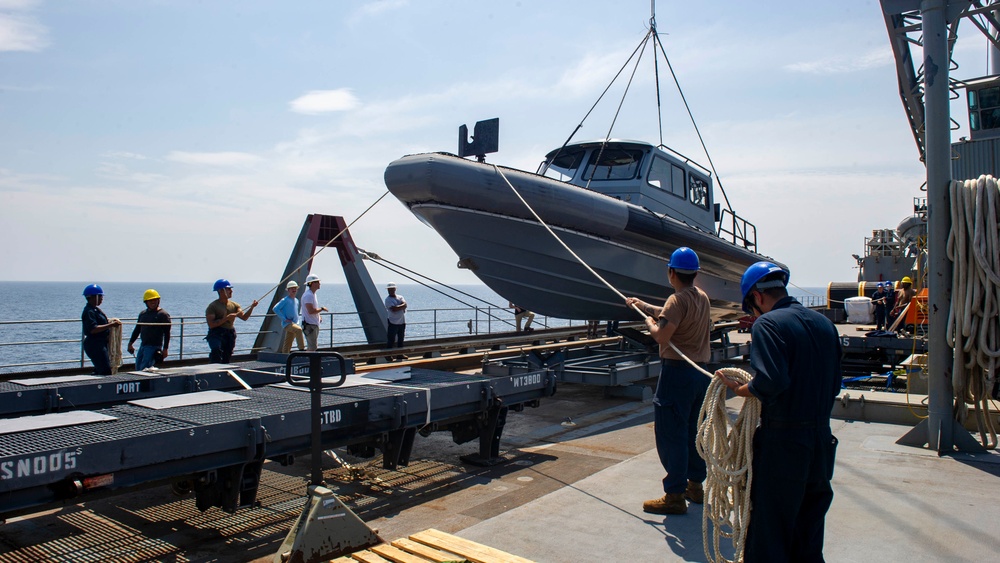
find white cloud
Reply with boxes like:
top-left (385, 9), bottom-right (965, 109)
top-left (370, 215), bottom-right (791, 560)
top-left (785, 48), bottom-right (893, 75)
top-left (0, 1), bottom-right (48, 52)
top-left (102, 151), bottom-right (148, 160)
top-left (166, 151), bottom-right (262, 167)
top-left (289, 89), bottom-right (361, 115)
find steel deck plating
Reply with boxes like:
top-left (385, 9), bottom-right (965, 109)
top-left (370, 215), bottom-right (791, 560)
top-left (0, 360), bottom-right (554, 521)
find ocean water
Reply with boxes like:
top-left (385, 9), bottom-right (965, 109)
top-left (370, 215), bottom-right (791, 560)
top-left (0, 281), bottom-right (828, 374)
top-left (0, 281), bottom-right (536, 373)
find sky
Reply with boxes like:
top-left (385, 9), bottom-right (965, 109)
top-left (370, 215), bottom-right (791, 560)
top-left (0, 0), bottom-right (990, 290)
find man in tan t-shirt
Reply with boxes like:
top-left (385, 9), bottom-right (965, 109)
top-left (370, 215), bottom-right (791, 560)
top-left (626, 247), bottom-right (712, 516)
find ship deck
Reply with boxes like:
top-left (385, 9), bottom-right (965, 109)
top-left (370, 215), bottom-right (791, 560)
top-left (1, 367), bottom-right (997, 562)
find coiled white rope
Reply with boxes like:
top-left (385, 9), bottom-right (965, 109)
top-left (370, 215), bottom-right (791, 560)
top-left (492, 164), bottom-right (760, 561)
top-left (947, 176), bottom-right (1000, 449)
top-left (697, 366), bottom-right (758, 563)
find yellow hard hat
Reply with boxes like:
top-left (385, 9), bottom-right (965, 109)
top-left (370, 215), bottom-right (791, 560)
top-left (901, 276), bottom-right (912, 285)
top-left (143, 289), bottom-right (161, 301)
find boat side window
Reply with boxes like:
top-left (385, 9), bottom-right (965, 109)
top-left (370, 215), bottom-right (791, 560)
top-left (647, 156), bottom-right (686, 198)
top-left (689, 174), bottom-right (710, 209)
top-left (540, 149), bottom-right (585, 181)
top-left (583, 148), bottom-right (644, 181)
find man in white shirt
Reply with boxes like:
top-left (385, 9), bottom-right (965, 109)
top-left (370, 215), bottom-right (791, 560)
top-left (300, 274), bottom-right (328, 351)
top-left (384, 282), bottom-right (407, 359)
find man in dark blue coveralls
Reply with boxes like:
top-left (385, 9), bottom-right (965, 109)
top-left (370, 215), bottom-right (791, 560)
top-left (81, 284), bottom-right (122, 375)
top-left (719, 262), bottom-right (842, 563)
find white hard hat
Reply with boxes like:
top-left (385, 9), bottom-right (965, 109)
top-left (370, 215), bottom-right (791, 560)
top-left (286, 280), bottom-right (298, 289)
top-left (387, 282), bottom-right (396, 289)
top-left (305, 274), bottom-right (321, 284)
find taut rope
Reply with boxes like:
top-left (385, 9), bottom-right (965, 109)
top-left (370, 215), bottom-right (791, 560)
top-left (492, 164), bottom-right (759, 561)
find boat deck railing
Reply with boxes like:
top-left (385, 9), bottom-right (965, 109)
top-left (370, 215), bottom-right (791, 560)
top-left (0, 306), bottom-right (578, 374)
top-left (716, 208), bottom-right (757, 252)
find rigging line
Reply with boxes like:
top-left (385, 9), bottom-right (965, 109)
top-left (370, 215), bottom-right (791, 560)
top-left (540, 30), bottom-right (653, 176)
top-left (650, 13), bottom-right (664, 147)
top-left (494, 163), bottom-right (715, 375)
top-left (251, 190), bottom-right (392, 307)
top-left (652, 35), bottom-right (733, 214)
top-left (364, 258), bottom-right (515, 327)
top-left (360, 251), bottom-right (506, 310)
top-left (584, 33), bottom-right (653, 191)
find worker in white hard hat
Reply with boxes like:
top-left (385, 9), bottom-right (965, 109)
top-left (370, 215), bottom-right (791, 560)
top-left (272, 280), bottom-right (305, 353)
top-left (301, 274), bottom-right (328, 351)
top-left (127, 288), bottom-right (172, 370)
top-left (384, 283), bottom-right (408, 359)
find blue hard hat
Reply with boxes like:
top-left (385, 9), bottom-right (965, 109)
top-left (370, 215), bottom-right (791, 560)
top-left (213, 278), bottom-right (232, 292)
top-left (876, 282), bottom-right (884, 289)
top-left (740, 261), bottom-right (789, 314)
top-left (82, 284), bottom-right (104, 297)
top-left (667, 247), bottom-right (700, 273)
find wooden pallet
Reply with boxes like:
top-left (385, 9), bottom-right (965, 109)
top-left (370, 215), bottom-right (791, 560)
top-left (331, 528), bottom-right (535, 563)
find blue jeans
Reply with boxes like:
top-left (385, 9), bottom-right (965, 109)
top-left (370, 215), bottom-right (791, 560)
top-left (654, 359), bottom-right (710, 494)
top-left (135, 344), bottom-right (160, 370)
top-left (207, 327), bottom-right (237, 364)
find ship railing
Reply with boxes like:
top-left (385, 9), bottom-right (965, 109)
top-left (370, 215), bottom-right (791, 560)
top-left (716, 208), bottom-right (758, 252)
top-left (0, 307), bottom-right (577, 374)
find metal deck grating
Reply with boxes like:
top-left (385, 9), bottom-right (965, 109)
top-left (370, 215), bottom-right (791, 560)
top-left (0, 453), bottom-right (488, 563)
top-left (0, 408), bottom-right (194, 457)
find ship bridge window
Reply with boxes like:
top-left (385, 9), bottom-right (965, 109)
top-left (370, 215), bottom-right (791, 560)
top-left (968, 86), bottom-right (1000, 131)
top-left (583, 148), bottom-right (643, 181)
top-left (689, 174), bottom-right (710, 209)
top-left (540, 149), bottom-right (586, 181)
top-left (647, 156), bottom-right (686, 198)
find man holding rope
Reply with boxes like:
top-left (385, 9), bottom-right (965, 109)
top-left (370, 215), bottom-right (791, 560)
top-left (626, 247), bottom-right (711, 515)
top-left (206, 278), bottom-right (258, 364)
top-left (81, 284), bottom-right (121, 375)
top-left (719, 261), bottom-right (841, 562)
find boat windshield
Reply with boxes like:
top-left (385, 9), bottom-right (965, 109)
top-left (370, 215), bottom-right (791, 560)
top-left (583, 148), bottom-right (644, 181)
top-left (540, 149), bottom-right (586, 181)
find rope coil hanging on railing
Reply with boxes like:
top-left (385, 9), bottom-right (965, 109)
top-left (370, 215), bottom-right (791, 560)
top-left (947, 175), bottom-right (1000, 449)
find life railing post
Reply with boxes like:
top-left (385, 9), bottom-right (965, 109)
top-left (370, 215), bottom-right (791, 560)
top-left (179, 320), bottom-right (184, 360)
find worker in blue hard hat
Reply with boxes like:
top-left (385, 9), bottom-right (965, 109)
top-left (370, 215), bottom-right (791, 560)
top-left (871, 282), bottom-right (889, 331)
top-left (625, 247), bottom-right (712, 516)
top-left (81, 284), bottom-right (122, 375)
top-left (205, 278), bottom-right (258, 364)
top-left (718, 261), bottom-right (842, 562)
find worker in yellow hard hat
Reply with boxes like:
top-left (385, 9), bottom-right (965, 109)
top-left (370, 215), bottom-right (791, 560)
top-left (127, 288), bottom-right (172, 370)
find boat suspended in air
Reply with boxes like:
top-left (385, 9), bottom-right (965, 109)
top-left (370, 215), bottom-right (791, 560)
top-left (384, 12), bottom-right (786, 321)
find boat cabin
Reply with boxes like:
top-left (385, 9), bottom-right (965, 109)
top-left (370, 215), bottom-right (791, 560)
top-left (538, 140), bottom-right (717, 232)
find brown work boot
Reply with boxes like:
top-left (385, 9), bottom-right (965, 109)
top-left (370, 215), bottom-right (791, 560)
top-left (685, 480), bottom-right (704, 504)
top-left (642, 493), bottom-right (687, 515)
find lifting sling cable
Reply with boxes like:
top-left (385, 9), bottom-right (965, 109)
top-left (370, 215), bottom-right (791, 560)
top-left (652, 35), bottom-right (734, 216)
top-left (493, 162), bottom-right (758, 563)
top-left (584, 34), bottom-right (651, 191)
top-left (540, 31), bottom-right (653, 176)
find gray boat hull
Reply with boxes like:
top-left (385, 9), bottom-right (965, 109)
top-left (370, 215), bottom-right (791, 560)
top-left (385, 152), bottom-right (779, 320)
